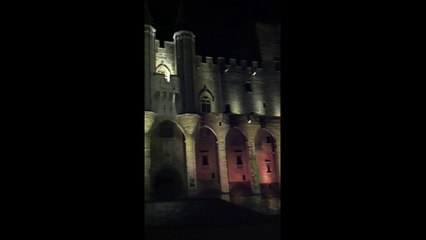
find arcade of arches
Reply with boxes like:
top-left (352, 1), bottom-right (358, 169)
top-left (144, 115), bottom-right (280, 201)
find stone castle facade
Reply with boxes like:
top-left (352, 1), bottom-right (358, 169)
top-left (144, 21), bottom-right (281, 201)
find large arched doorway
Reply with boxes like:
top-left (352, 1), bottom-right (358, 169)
top-left (195, 127), bottom-right (221, 196)
top-left (153, 167), bottom-right (183, 200)
top-left (226, 128), bottom-right (252, 196)
top-left (255, 129), bottom-right (280, 197)
top-left (150, 120), bottom-right (186, 200)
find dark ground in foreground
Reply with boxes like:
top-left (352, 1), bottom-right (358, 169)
top-left (145, 198), bottom-right (281, 240)
top-left (145, 222), bottom-right (280, 240)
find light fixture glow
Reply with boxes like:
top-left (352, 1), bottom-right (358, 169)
top-left (247, 112), bottom-right (254, 124)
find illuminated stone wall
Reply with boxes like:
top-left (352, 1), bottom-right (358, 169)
top-left (155, 40), bottom-right (176, 76)
top-left (195, 58), bottom-right (281, 117)
top-left (195, 56), bottom-right (222, 113)
top-left (145, 25), bottom-right (281, 117)
top-left (144, 22), bottom-right (281, 200)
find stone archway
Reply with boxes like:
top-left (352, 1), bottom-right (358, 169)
top-left (150, 120), bottom-right (187, 200)
top-left (255, 129), bottom-right (280, 197)
top-left (225, 128), bottom-right (252, 196)
top-left (195, 127), bottom-right (221, 196)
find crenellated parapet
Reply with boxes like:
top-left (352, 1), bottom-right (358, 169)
top-left (146, 26), bottom-right (281, 117)
top-left (194, 55), bottom-right (281, 76)
top-left (195, 55), bottom-right (265, 70)
top-left (155, 40), bottom-right (175, 50)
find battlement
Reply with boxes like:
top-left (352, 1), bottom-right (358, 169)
top-left (148, 29), bottom-right (281, 73)
top-left (155, 40), bottom-right (175, 50)
top-left (195, 55), bottom-right (274, 74)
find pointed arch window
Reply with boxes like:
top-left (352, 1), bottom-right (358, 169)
top-left (155, 63), bottom-right (171, 82)
top-left (201, 96), bottom-right (211, 113)
top-left (199, 85), bottom-right (214, 113)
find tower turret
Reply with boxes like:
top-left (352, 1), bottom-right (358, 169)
top-left (144, 24), bottom-right (156, 111)
top-left (174, 30), bottom-right (197, 113)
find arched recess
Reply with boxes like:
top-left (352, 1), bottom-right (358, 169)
top-left (195, 127), bottom-right (221, 196)
top-left (225, 128), bottom-right (252, 196)
top-left (200, 95), bottom-right (212, 113)
top-left (255, 128), bottom-right (280, 197)
top-left (155, 63), bottom-right (171, 81)
top-left (198, 85), bottom-right (215, 113)
top-left (150, 120), bottom-right (187, 200)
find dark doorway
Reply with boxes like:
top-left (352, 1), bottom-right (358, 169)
top-left (153, 167), bottom-right (183, 201)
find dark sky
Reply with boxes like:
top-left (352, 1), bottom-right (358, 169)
top-left (146, 0), bottom-right (281, 62)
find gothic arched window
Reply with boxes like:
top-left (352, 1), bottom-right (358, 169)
top-left (155, 63), bottom-right (171, 82)
top-left (201, 96), bottom-right (211, 113)
top-left (199, 85), bottom-right (214, 113)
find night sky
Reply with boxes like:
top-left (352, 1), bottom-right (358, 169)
top-left (146, 0), bottom-right (281, 62)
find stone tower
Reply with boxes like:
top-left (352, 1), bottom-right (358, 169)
top-left (144, 0), bottom-right (156, 111)
top-left (174, 30), bottom-right (196, 113)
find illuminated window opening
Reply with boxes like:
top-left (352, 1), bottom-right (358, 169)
top-left (155, 63), bottom-right (171, 82)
